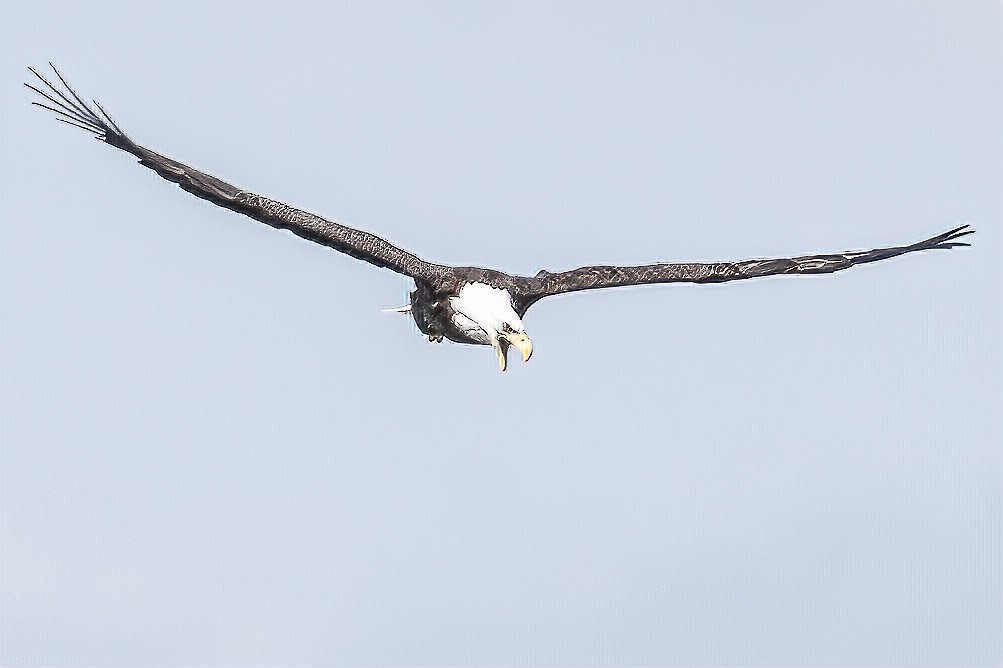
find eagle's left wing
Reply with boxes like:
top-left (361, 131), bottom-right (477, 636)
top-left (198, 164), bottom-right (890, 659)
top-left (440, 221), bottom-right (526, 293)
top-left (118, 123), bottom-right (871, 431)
top-left (511, 225), bottom-right (973, 310)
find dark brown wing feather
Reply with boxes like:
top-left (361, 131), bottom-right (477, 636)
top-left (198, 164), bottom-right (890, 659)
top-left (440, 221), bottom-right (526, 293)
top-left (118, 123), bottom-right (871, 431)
top-left (26, 64), bottom-right (449, 281)
top-left (28, 65), bottom-right (973, 307)
top-left (511, 225), bottom-right (974, 310)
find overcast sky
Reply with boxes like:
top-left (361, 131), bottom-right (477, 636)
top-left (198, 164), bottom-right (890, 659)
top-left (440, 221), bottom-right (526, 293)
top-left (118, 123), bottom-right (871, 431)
top-left (1, 1), bottom-right (1000, 665)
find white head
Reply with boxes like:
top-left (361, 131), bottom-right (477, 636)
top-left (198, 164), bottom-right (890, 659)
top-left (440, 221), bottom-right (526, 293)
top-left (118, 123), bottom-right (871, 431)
top-left (449, 282), bottom-right (533, 370)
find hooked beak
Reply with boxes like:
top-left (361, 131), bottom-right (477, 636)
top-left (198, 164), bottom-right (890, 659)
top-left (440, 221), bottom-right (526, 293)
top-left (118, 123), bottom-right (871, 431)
top-left (497, 332), bottom-right (533, 371)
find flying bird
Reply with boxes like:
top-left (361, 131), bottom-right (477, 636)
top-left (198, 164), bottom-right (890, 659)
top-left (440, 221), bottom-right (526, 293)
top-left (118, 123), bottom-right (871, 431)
top-left (27, 64), bottom-right (973, 370)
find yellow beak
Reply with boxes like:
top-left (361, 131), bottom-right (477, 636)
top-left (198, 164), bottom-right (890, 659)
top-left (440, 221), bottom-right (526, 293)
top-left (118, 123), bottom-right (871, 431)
top-left (501, 332), bottom-right (533, 364)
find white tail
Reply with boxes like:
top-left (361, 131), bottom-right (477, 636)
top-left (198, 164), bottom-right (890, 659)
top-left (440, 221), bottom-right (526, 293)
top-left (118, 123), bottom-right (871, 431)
top-left (380, 305), bottom-right (411, 314)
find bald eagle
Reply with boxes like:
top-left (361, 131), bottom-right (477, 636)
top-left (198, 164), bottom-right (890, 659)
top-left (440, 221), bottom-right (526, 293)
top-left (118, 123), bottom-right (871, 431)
top-left (27, 64), bottom-right (973, 370)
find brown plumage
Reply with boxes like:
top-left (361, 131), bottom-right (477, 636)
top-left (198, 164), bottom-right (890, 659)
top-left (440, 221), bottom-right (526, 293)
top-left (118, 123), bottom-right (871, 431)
top-left (27, 63), bottom-right (973, 368)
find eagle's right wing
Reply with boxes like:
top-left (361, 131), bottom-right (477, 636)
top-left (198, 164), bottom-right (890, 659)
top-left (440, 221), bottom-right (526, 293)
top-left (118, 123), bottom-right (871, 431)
top-left (27, 64), bottom-right (449, 282)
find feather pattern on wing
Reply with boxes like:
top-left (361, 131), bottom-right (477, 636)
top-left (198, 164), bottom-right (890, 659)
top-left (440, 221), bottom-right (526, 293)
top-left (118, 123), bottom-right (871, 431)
top-left (507, 225), bottom-right (973, 311)
top-left (27, 63), bottom-right (973, 320)
top-left (26, 64), bottom-right (450, 281)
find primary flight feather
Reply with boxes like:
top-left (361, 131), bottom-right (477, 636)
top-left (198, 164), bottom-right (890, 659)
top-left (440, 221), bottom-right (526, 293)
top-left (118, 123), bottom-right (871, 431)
top-left (27, 64), bottom-right (973, 370)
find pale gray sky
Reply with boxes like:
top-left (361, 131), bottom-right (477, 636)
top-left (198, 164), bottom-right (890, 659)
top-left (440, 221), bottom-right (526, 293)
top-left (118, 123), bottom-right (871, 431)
top-left (1, 1), bottom-right (1000, 665)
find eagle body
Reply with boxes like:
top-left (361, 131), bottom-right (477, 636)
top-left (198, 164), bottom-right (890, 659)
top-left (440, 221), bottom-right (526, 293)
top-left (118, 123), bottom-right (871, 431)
top-left (26, 64), bottom-right (973, 371)
top-left (412, 282), bottom-right (512, 343)
top-left (409, 278), bottom-right (531, 370)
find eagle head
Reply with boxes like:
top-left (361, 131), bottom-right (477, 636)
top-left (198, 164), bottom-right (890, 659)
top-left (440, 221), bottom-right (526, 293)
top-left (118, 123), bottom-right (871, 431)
top-left (495, 324), bottom-right (533, 371)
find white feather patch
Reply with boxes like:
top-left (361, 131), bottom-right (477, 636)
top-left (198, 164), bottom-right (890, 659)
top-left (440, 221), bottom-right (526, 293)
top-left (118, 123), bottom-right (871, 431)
top-left (448, 282), bottom-right (523, 343)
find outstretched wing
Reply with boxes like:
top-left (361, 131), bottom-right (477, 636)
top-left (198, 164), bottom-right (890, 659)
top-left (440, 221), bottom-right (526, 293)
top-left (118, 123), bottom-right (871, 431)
top-left (513, 225), bottom-right (973, 308)
top-left (26, 64), bottom-right (449, 281)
